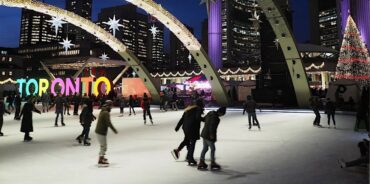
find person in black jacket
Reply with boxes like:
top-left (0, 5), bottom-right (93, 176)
top-left (142, 93), bottom-right (153, 125)
top-left (244, 95), bottom-right (260, 130)
top-left (0, 98), bottom-right (11, 136)
top-left (172, 99), bottom-right (205, 166)
top-left (76, 99), bottom-right (96, 146)
top-left (72, 93), bottom-right (81, 115)
top-left (19, 97), bottom-right (41, 141)
top-left (128, 95), bottom-right (136, 116)
top-left (49, 93), bottom-right (66, 127)
top-left (14, 94), bottom-right (21, 120)
top-left (325, 98), bottom-right (336, 128)
top-left (198, 107), bottom-right (226, 170)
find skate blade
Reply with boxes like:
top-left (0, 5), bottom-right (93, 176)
top-left (171, 151), bottom-right (179, 160)
top-left (211, 168), bottom-right (221, 171)
top-left (197, 167), bottom-right (208, 171)
top-left (98, 164), bottom-right (109, 168)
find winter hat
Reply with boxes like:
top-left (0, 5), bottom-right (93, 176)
top-left (217, 107), bottom-right (227, 115)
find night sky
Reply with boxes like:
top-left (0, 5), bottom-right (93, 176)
top-left (0, 0), bottom-right (309, 48)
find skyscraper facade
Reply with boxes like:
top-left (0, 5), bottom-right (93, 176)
top-left (19, 9), bottom-right (61, 46)
top-left (65, 0), bottom-right (92, 42)
top-left (221, 0), bottom-right (261, 68)
top-left (148, 21), bottom-right (165, 72)
top-left (170, 25), bottom-right (198, 71)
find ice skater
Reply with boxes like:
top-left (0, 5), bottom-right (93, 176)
top-left (49, 93), bottom-right (66, 127)
top-left (128, 95), bottom-right (136, 116)
top-left (19, 97), bottom-right (41, 141)
top-left (197, 107), bottom-right (226, 171)
top-left (95, 100), bottom-right (118, 167)
top-left (64, 95), bottom-right (71, 116)
top-left (41, 92), bottom-right (50, 113)
top-left (77, 99), bottom-right (96, 146)
top-left (325, 98), bottom-right (336, 128)
top-left (7, 94), bottom-right (14, 111)
top-left (244, 95), bottom-right (261, 130)
top-left (118, 95), bottom-right (125, 117)
top-left (0, 98), bottom-right (11, 136)
top-left (310, 96), bottom-right (322, 127)
top-left (338, 138), bottom-right (369, 168)
top-left (72, 93), bottom-right (81, 115)
top-left (142, 93), bottom-right (153, 125)
top-left (14, 93), bottom-right (21, 120)
top-left (172, 99), bottom-right (205, 166)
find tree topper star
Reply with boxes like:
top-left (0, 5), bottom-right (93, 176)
top-left (99, 53), bottom-right (110, 61)
top-left (103, 15), bottom-right (123, 37)
top-left (150, 25), bottom-right (159, 38)
top-left (59, 37), bottom-right (74, 52)
top-left (47, 16), bottom-right (66, 36)
top-left (200, 0), bottom-right (216, 16)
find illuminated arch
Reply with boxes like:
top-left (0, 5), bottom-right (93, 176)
top-left (257, 0), bottom-right (311, 106)
top-left (126, 0), bottom-right (311, 106)
top-left (0, 0), bottom-right (161, 102)
top-left (126, 0), bottom-right (230, 105)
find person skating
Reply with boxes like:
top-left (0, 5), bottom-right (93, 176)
top-left (128, 95), bottom-right (136, 116)
top-left (0, 98), bottom-right (11, 136)
top-left (77, 99), bottom-right (96, 146)
top-left (172, 99), bottom-right (205, 166)
top-left (244, 95), bottom-right (261, 130)
top-left (310, 96), bottom-right (322, 127)
top-left (171, 91), bottom-right (178, 111)
top-left (41, 92), bottom-right (50, 113)
top-left (49, 93), bottom-right (66, 127)
top-left (325, 98), bottom-right (336, 128)
top-left (142, 93), bottom-right (153, 125)
top-left (197, 107), bottom-right (227, 171)
top-left (19, 97), bottom-right (41, 141)
top-left (7, 95), bottom-right (14, 111)
top-left (118, 95), bottom-right (125, 117)
top-left (72, 93), bottom-right (81, 115)
top-left (95, 100), bottom-right (118, 167)
top-left (64, 95), bottom-right (71, 116)
top-left (14, 93), bottom-right (21, 120)
top-left (338, 138), bottom-right (369, 168)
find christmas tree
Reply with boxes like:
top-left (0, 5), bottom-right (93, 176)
top-left (336, 15), bottom-right (370, 85)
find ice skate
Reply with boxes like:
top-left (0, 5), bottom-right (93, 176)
top-left (150, 119), bottom-right (153, 125)
top-left (188, 159), bottom-right (197, 166)
top-left (55, 123), bottom-right (58, 127)
top-left (76, 136), bottom-right (82, 144)
top-left (24, 136), bottom-right (33, 142)
top-left (197, 160), bottom-right (208, 170)
top-left (171, 149), bottom-right (180, 160)
top-left (61, 123), bottom-right (66, 126)
top-left (98, 156), bottom-right (109, 167)
top-left (144, 120), bottom-right (146, 125)
top-left (0, 132), bottom-right (4, 136)
top-left (210, 162), bottom-right (221, 171)
top-left (83, 141), bottom-right (91, 146)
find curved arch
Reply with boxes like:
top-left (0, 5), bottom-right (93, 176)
top-left (257, 0), bottom-right (311, 107)
top-left (125, 0), bottom-right (230, 105)
top-left (0, 0), bottom-right (161, 102)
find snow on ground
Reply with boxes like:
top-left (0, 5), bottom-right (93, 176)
top-left (0, 107), bottom-right (368, 184)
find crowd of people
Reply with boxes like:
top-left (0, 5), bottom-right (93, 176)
top-left (0, 90), bottom-right (368, 171)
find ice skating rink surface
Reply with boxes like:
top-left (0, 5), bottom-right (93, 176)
top-left (0, 107), bottom-right (368, 184)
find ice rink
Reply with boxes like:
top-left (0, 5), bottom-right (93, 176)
top-left (0, 107), bottom-right (368, 184)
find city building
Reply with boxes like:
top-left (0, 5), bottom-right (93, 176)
top-left (169, 25), bottom-right (198, 71)
top-left (65, 0), bottom-right (92, 42)
top-left (309, 0), bottom-right (340, 50)
top-left (19, 9), bottom-right (61, 46)
top-left (221, 0), bottom-right (261, 68)
top-left (97, 4), bottom-right (150, 66)
top-left (147, 20), bottom-right (165, 72)
top-left (0, 47), bottom-right (24, 96)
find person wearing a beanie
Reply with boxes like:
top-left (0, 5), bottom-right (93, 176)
top-left (95, 100), bottom-right (118, 167)
top-left (198, 107), bottom-right (226, 170)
